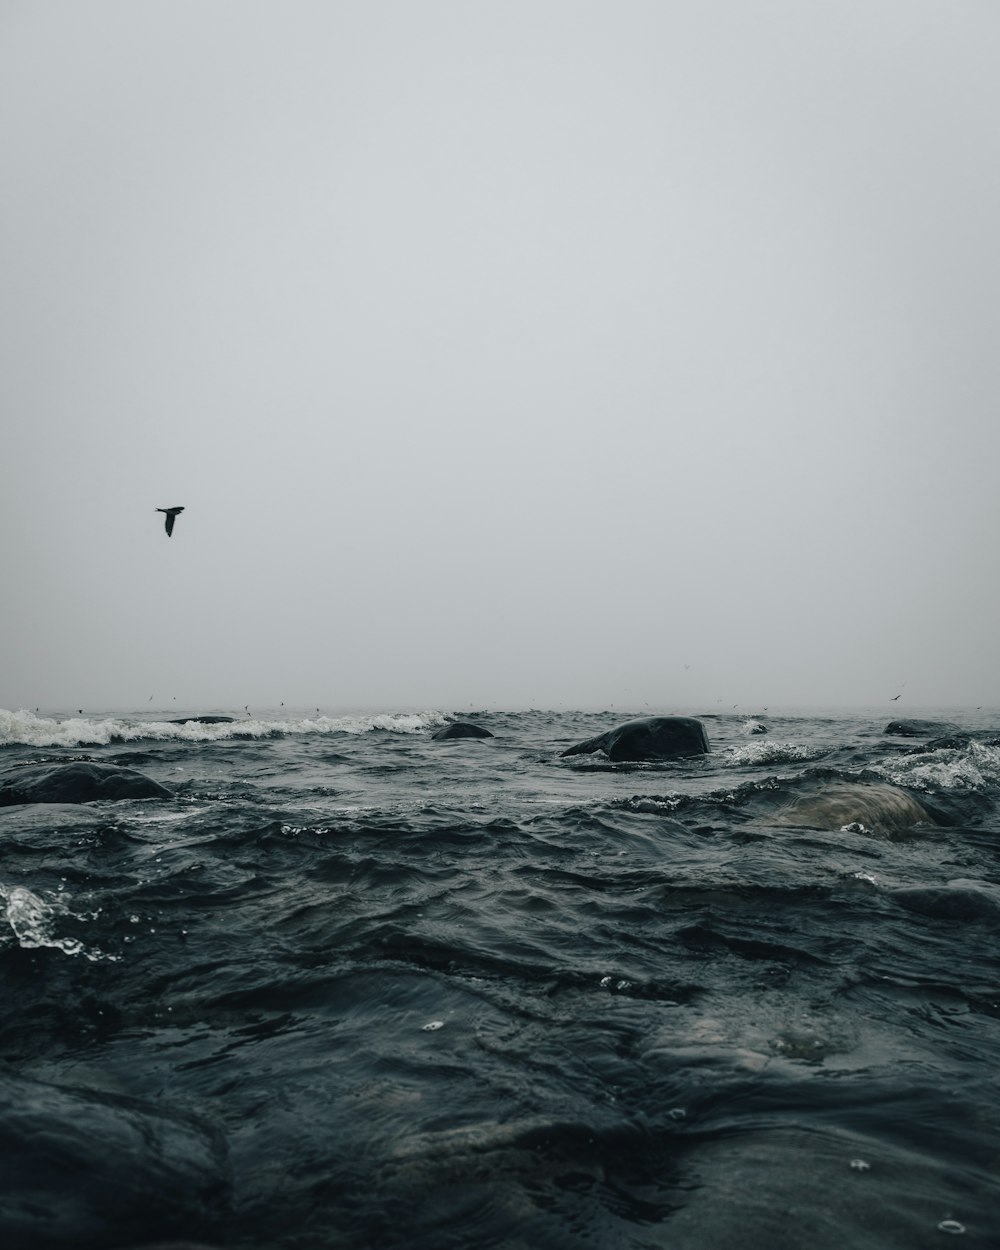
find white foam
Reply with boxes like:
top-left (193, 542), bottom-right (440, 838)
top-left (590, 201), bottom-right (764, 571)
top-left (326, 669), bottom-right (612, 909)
top-left (725, 741), bottom-right (822, 767)
top-left (0, 882), bottom-right (112, 961)
top-left (0, 707), bottom-right (449, 748)
top-left (876, 740), bottom-right (1000, 792)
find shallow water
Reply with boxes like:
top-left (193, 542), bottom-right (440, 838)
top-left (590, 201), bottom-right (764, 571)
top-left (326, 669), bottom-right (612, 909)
top-left (1, 706), bottom-right (998, 1248)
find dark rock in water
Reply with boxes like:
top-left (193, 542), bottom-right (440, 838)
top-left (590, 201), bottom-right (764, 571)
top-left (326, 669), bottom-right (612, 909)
top-left (909, 729), bottom-right (1000, 753)
top-left (560, 716), bottom-right (709, 762)
top-left (0, 1073), bottom-right (229, 1249)
top-left (0, 762), bottom-right (171, 806)
top-left (169, 716), bottom-right (236, 725)
top-left (771, 781), bottom-right (943, 832)
top-left (884, 718), bottom-right (958, 738)
top-left (913, 732), bottom-right (973, 752)
top-left (432, 722), bottom-right (494, 740)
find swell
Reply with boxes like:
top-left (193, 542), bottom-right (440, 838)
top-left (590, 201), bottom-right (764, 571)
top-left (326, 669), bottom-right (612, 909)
top-left (2, 712), bottom-right (1000, 1249)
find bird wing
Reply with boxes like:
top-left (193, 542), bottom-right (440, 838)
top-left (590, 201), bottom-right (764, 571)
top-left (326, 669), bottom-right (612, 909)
top-left (165, 512), bottom-right (176, 537)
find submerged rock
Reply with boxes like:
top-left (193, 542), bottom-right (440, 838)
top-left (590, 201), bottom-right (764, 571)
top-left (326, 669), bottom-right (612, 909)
top-left (772, 781), bottom-right (941, 832)
top-left (561, 716), bottom-right (709, 762)
top-left (0, 762), bottom-right (171, 806)
top-left (432, 722), bottom-right (494, 740)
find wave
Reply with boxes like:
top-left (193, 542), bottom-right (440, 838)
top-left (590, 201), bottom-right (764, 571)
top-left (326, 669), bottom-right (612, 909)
top-left (724, 741), bottom-right (825, 767)
top-left (0, 708), bottom-right (449, 749)
top-left (873, 737), bottom-right (1000, 794)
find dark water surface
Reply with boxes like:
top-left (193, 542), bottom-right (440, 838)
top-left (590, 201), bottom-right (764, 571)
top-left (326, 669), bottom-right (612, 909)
top-left (1, 706), bottom-right (999, 1249)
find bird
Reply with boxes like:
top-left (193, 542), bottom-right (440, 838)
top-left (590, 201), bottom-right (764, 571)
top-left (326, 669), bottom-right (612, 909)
top-left (156, 506), bottom-right (185, 537)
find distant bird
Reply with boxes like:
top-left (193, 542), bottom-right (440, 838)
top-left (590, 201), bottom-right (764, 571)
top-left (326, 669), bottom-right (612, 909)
top-left (890, 694), bottom-right (901, 701)
top-left (156, 506), bottom-right (185, 537)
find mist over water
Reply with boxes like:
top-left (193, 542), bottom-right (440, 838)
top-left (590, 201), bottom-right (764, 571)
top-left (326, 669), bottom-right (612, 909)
top-left (3, 2), bottom-right (1000, 711)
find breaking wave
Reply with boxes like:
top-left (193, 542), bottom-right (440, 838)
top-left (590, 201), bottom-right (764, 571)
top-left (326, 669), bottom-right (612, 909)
top-left (0, 708), bottom-right (449, 749)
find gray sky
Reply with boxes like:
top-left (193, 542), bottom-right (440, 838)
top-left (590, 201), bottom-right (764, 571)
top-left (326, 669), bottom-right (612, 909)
top-left (3, 0), bottom-right (999, 711)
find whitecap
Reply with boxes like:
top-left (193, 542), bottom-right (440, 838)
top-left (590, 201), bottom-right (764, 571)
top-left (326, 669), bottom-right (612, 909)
top-left (0, 707), bottom-right (449, 748)
top-left (725, 741), bottom-right (822, 767)
top-left (876, 739), bottom-right (1000, 793)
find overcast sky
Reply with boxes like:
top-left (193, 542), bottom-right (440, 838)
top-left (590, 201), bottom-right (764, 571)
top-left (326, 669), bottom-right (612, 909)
top-left (2, 1), bottom-right (999, 712)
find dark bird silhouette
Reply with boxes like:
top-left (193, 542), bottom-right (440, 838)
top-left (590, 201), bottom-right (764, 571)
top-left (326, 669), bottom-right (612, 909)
top-left (890, 694), bottom-right (901, 701)
top-left (156, 506), bottom-right (185, 537)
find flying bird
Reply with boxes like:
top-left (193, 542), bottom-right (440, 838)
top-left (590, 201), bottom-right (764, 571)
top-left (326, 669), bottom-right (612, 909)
top-left (156, 506), bottom-right (185, 537)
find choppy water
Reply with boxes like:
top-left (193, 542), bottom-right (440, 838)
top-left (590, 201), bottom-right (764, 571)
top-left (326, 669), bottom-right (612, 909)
top-left (1, 705), bottom-right (999, 1249)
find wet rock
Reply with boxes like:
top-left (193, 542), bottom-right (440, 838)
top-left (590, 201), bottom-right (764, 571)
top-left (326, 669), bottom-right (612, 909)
top-left (0, 762), bottom-right (171, 806)
top-left (168, 716), bottom-right (235, 725)
top-left (772, 782), bottom-right (940, 832)
top-left (561, 716), bottom-right (709, 762)
top-left (884, 719), bottom-right (958, 738)
top-left (432, 722), bottom-right (494, 740)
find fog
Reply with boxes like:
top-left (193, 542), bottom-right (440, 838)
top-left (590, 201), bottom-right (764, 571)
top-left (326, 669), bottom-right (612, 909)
top-left (3, 1), bottom-right (999, 712)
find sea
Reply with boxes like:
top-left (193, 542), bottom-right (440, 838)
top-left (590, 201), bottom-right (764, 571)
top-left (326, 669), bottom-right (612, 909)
top-left (1, 704), bottom-right (999, 1250)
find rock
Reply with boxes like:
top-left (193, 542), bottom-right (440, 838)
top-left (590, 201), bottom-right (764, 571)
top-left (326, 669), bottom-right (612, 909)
top-left (772, 782), bottom-right (940, 832)
top-left (168, 716), bottom-right (236, 725)
top-left (884, 719), bottom-right (958, 738)
top-left (560, 716), bottom-right (709, 762)
top-left (432, 722), bottom-right (494, 740)
top-left (0, 762), bottom-right (171, 806)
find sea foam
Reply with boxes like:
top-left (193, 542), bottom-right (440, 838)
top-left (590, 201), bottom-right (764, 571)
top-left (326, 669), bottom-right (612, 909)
top-left (0, 708), bottom-right (449, 748)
